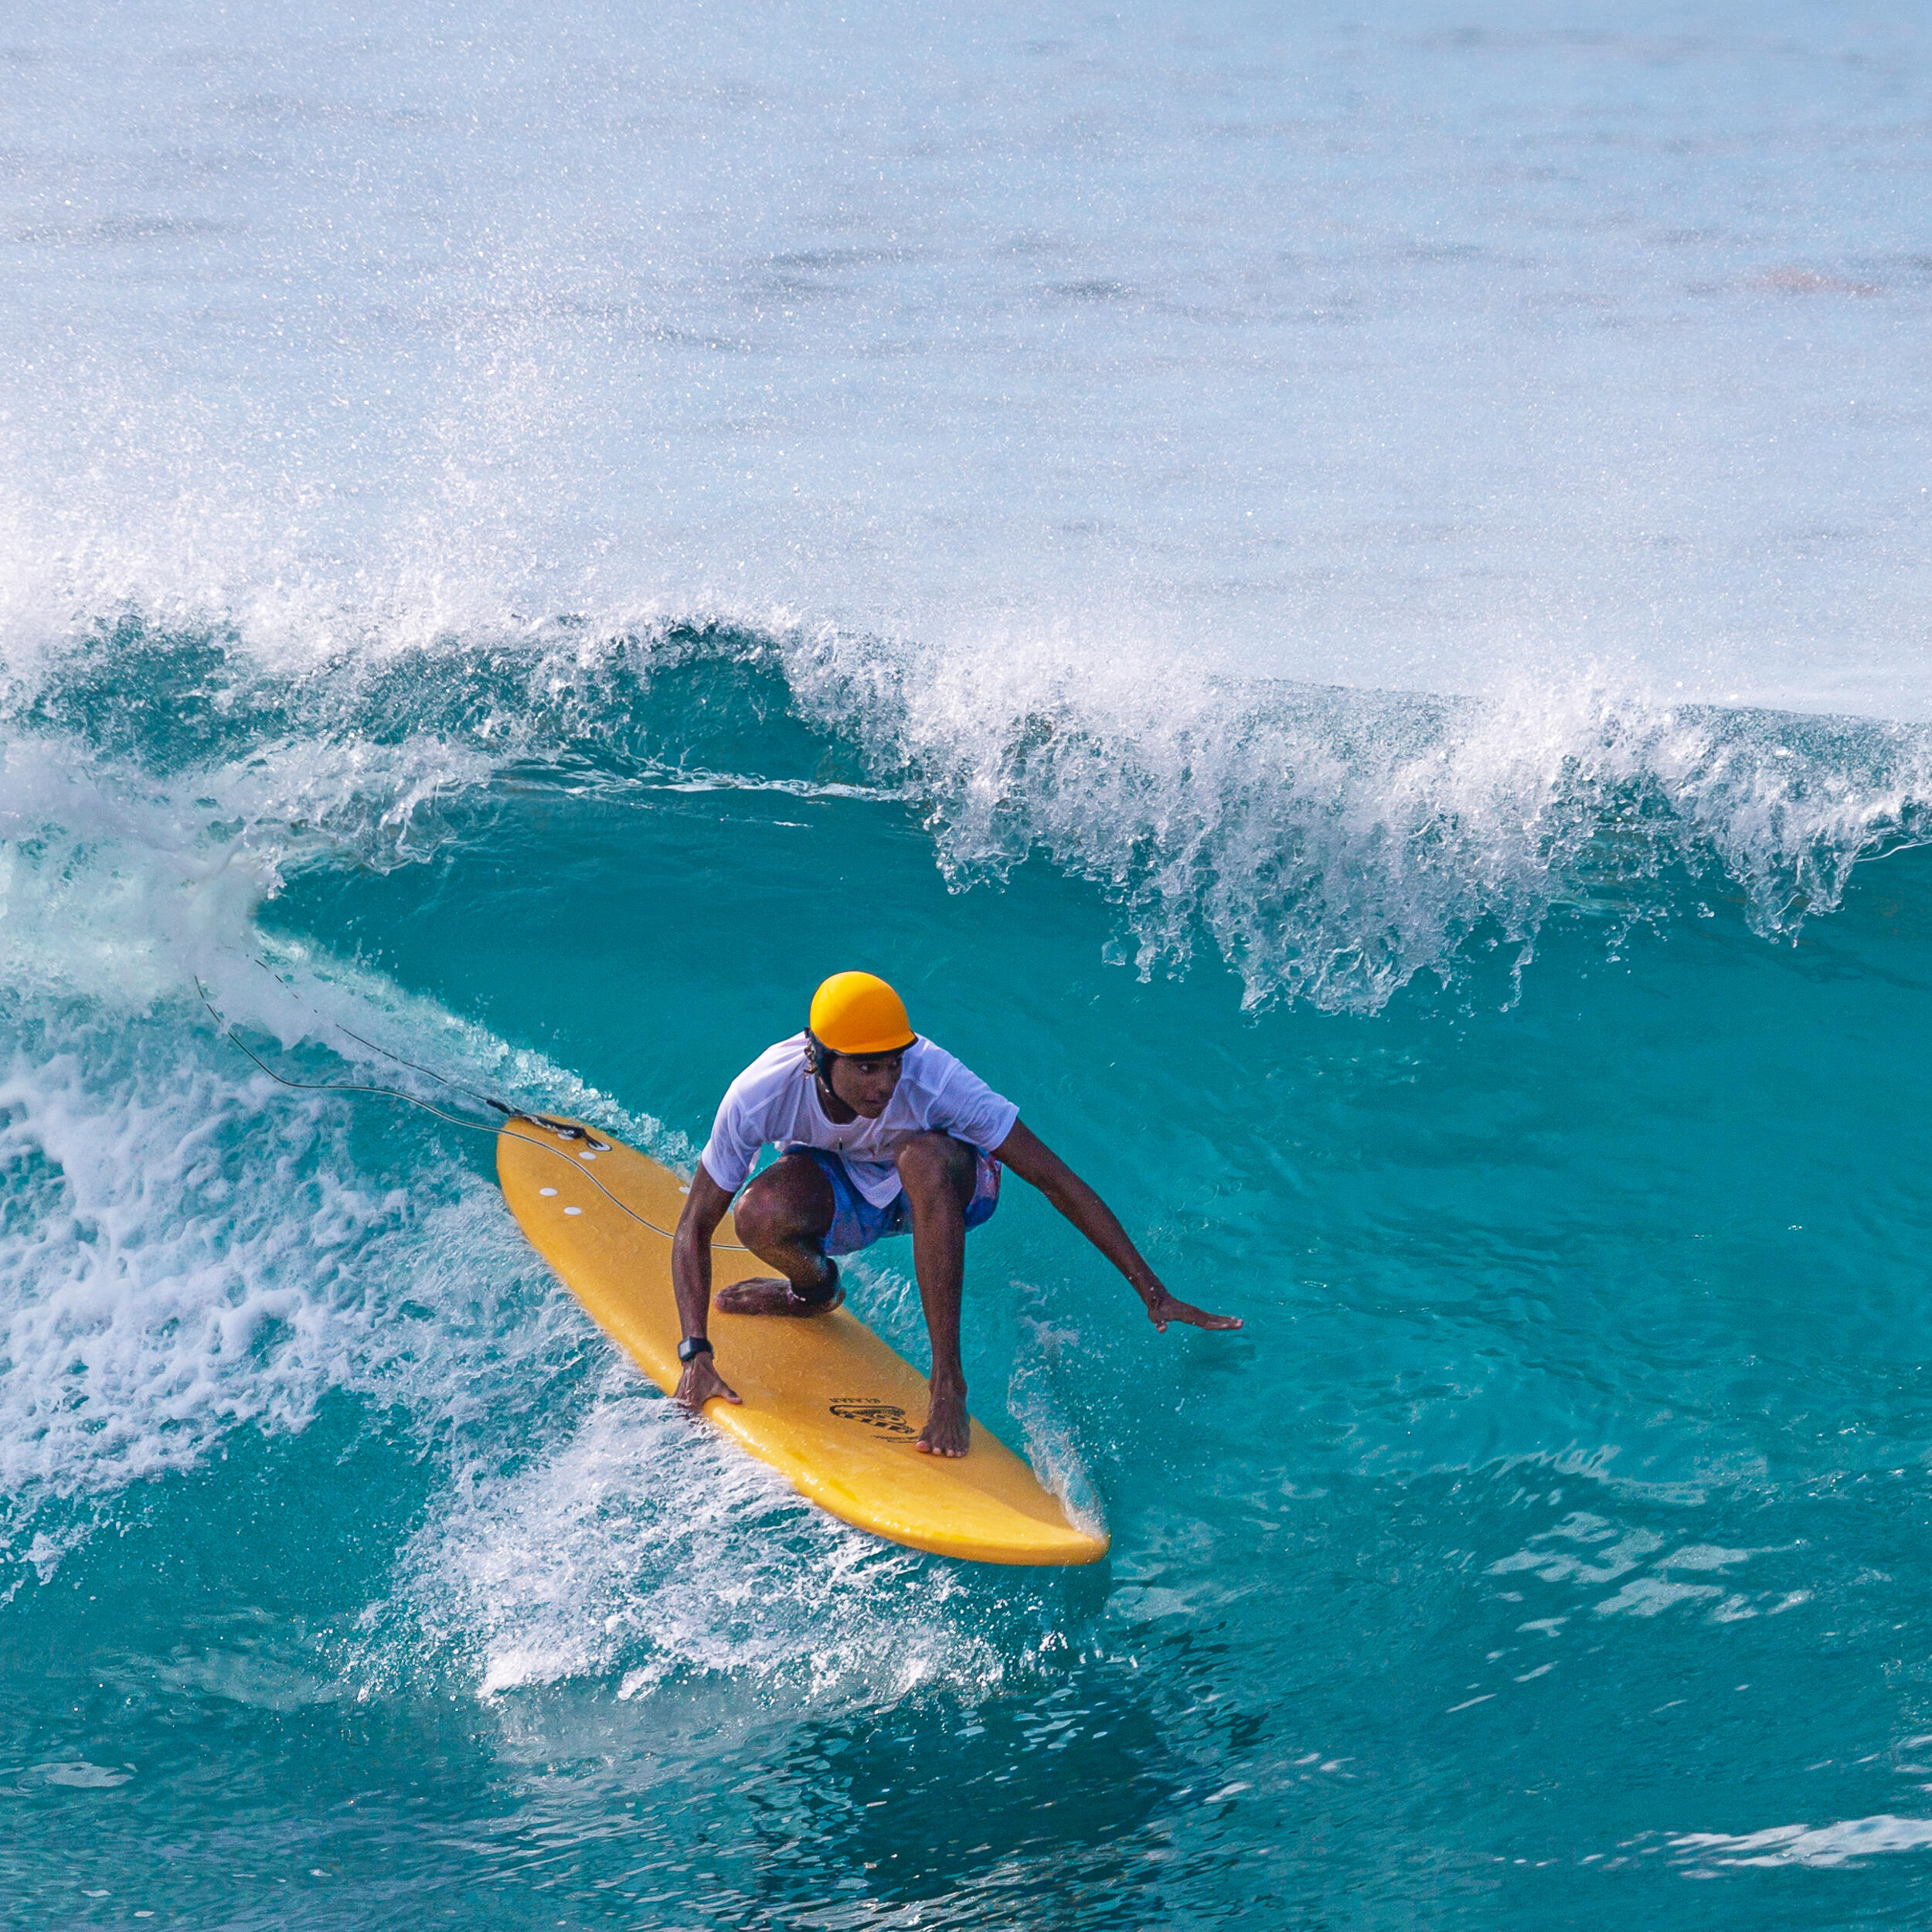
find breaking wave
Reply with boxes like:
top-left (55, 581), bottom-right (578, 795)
top-left (10, 606), bottom-right (1929, 1018)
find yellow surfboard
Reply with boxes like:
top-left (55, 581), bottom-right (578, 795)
top-left (496, 1116), bottom-right (1109, 1566)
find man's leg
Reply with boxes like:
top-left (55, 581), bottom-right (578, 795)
top-left (895, 1133), bottom-right (978, 1457)
top-left (717, 1153), bottom-right (842, 1316)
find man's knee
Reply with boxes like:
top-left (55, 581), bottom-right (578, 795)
top-left (896, 1132), bottom-right (974, 1202)
top-left (736, 1158), bottom-right (830, 1251)
top-left (732, 1183), bottom-right (782, 1251)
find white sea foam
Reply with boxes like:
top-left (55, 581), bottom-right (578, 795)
top-left (0, 1015), bottom-right (402, 1519)
top-left (784, 625), bottom-right (1932, 1010)
top-left (1673, 1814), bottom-right (1932, 1871)
top-left (0, 978), bottom-right (570, 1583)
top-left (1009, 1303), bottom-right (1107, 1540)
top-left (0, 743), bottom-right (366, 1550)
top-left (0, 728), bottom-right (640, 1594)
top-left (373, 1359), bottom-right (1024, 1709)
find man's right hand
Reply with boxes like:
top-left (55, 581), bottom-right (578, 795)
top-left (674, 1353), bottom-right (742, 1411)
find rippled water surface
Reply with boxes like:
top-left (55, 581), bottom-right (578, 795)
top-left (5, 4), bottom-right (1932, 1927)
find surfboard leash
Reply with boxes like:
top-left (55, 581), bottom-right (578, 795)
top-left (245, 953), bottom-right (509, 1112)
top-left (195, 976), bottom-right (749, 1249)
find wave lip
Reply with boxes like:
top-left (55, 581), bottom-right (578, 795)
top-left (11, 611), bottom-right (1932, 1017)
top-left (787, 627), bottom-right (1932, 1011)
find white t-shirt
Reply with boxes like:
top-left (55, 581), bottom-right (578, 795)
top-left (699, 1033), bottom-right (1020, 1207)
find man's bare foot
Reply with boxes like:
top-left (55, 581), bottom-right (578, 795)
top-left (714, 1275), bottom-right (844, 1317)
top-left (915, 1380), bottom-right (971, 1458)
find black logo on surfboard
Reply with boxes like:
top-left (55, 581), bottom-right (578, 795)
top-left (829, 1397), bottom-right (918, 1438)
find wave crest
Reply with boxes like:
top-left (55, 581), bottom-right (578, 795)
top-left (788, 628), bottom-right (1932, 1011)
top-left (8, 609), bottom-right (1930, 1014)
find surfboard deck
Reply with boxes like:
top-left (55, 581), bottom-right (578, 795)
top-left (496, 1116), bottom-right (1109, 1566)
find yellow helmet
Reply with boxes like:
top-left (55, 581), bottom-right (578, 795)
top-left (809, 971), bottom-right (916, 1056)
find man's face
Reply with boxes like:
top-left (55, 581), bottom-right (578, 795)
top-left (825, 1049), bottom-right (905, 1118)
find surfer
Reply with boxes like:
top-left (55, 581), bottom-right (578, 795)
top-left (671, 971), bottom-right (1242, 1457)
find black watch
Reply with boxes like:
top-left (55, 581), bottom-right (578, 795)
top-left (677, 1336), bottom-right (713, 1365)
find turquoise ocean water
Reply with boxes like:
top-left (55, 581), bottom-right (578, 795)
top-left (6, 5), bottom-right (1932, 1926)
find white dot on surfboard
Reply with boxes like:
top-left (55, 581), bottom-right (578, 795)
top-left (563, 1206), bottom-right (583, 1216)
top-left (578, 1151), bottom-right (597, 1161)
top-left (539, 1187), bottom-right (557, 1196)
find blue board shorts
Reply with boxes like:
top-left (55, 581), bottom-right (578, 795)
top-left (786, 1144), bottom-right (1002, 1257)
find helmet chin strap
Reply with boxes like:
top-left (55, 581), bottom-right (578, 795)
top-left (804, 1028), bottom-right (838, 1101)
top-left (796, 1029), bottom-right (845, 1304)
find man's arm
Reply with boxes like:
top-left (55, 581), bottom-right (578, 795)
top-left (989, 1120), bottom-right (1242, 1332)
top-left (670, 1163), bottom-right (743, 1410)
